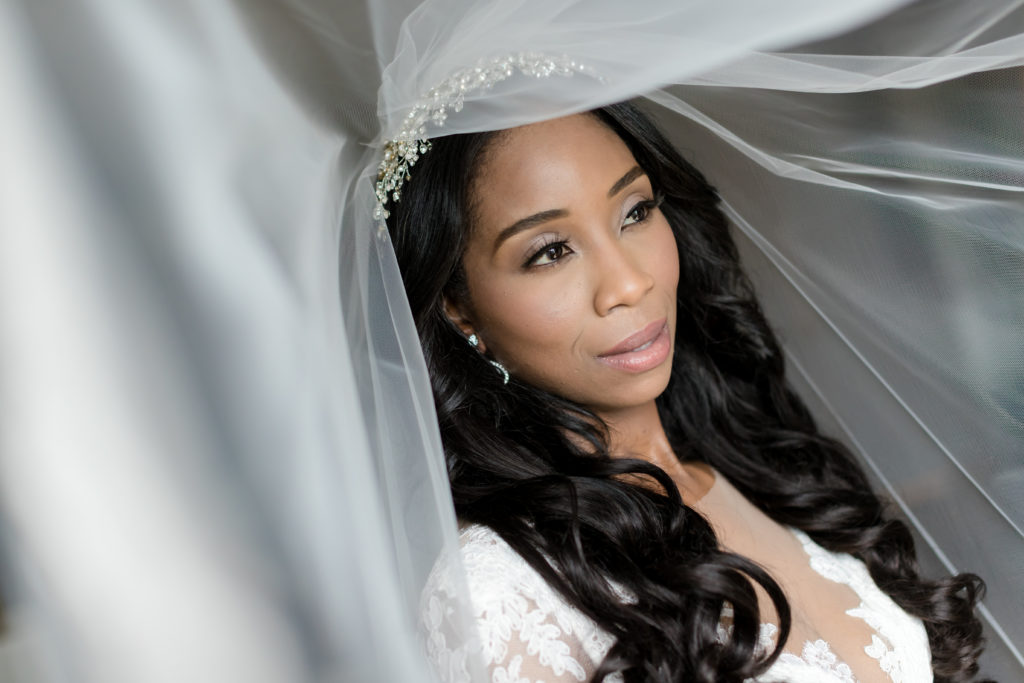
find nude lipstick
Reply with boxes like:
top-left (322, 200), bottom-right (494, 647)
top-left (597, 318), bottom-right (671, 373)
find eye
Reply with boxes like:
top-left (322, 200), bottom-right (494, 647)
top-left (623, 203), bottom-right (649, 227)
top-left (622, 194), bottom-right (664, 228)
top-left (526, 240), bottom-right (572, 267)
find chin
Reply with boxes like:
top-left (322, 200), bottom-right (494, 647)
top-left (589, 366), bottom-right (674, 414)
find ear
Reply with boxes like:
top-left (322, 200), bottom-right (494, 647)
top-left (442, 295), bottom-right (486, 353)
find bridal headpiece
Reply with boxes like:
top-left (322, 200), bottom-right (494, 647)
top-left (373, 53), bottom-right (598, 221)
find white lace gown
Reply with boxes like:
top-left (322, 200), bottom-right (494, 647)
top-left (422, 475), bottom-right (934, 683)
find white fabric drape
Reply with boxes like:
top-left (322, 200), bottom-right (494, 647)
top-left (1, 0), bottom-right (1021, 681)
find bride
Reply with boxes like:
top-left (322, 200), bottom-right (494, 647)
top-left (385, 102), bottom-right (985, 682)
top-left (4, 2), bottom-right (1023, 682)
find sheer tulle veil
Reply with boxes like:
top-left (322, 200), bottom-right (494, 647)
top-left (1, 0), bottom-right (1022, 680)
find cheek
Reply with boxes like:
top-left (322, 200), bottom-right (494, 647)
top-left (642, 219), bottom-right (681, 295)
top-left (473, 277), bottom-right (586, 365)
top-left (661, 234), bottom-right (681, 293)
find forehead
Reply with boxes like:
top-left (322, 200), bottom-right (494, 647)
top-left (471, 114), bottom-right (639, 224)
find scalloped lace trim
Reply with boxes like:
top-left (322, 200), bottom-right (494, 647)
top-left (422, 526), bottom-right (932, 683)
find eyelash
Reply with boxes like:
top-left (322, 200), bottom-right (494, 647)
top-left (624, 193), bottom-right (664, 227)
top-left (523, 193), bottom-right (665, 268)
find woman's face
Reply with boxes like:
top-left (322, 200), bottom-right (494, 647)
top-left (449, 114), bottom-right (680, 416)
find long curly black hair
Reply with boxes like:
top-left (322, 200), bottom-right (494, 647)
top-left (385, 100), bottom-right (987, 682)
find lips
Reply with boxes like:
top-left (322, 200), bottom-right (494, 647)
top-left (597, 318), bottom-right (671, 373)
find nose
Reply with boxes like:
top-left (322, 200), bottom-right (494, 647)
top-left (592, 239), bottom-right (655, 316)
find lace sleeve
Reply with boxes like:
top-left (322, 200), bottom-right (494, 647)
top-left (421, 525), bottom-right (619, 683)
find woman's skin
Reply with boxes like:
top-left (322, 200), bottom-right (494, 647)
top-left (445, 114), bottom-right (889, 680)
top-left (444, 113), bottom-right (714, 503)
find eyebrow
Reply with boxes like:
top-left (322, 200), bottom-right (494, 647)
top-left (493, 165), bottom-right (647, 250)
top-left (607, 165), bottom-right (645, 198)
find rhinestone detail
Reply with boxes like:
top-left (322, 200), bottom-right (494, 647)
top-left (374, 52), bottom-right (597, 224)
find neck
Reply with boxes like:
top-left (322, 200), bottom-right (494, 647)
top-left (599, 401), bottom-right (714, 505)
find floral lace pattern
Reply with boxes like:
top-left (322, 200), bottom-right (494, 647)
top-left (788, 529), bottom-right (932, 683)
top-left (772, 638), bottom-right (857, 682)
top-left (421, 525), bottom-right (932, 683)
top-left (421, 525), bottom-right (619, 683)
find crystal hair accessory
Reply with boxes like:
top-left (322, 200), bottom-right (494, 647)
top-left (374, 138), bottom-right (432, 221)
top-left (373, 52), bottom-right (598, 222)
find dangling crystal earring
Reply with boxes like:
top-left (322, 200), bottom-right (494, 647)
top-left (467, 333), bottom-right (509, 385)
